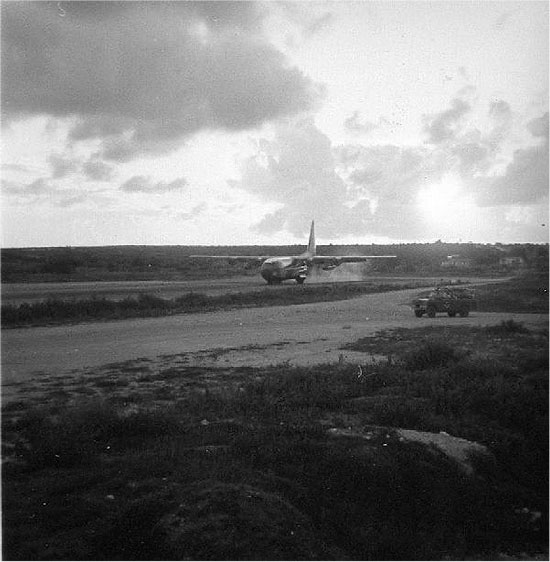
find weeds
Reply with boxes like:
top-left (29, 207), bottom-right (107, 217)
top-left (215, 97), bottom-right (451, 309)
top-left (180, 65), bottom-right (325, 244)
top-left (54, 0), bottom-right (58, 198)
top-left (403, 340), bottom-right (462, 370)
top-left (475, 273), bottom-right (548, 314)
top-left (2, 283), bottom-right (414, 328)
top-left (485, 319), bottom-right (530, 334)
top-left (3, 325), bottom-right (548, 560)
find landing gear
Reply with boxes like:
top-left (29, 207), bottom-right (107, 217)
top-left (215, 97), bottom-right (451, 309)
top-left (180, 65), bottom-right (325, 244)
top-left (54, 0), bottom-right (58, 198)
top-left (427, 306), bottom-right (436, 318)
top-left (296, 277), bottom-right (306, 285)
top-left (414, 310), bottom-right (423, 318)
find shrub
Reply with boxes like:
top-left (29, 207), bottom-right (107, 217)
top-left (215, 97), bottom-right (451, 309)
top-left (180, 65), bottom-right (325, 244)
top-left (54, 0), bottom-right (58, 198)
top-left (403, 340), bottom-right (461, 371)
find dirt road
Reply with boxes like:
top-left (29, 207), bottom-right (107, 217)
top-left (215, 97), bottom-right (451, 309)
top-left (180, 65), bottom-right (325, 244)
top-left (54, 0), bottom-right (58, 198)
top-left (2, 285), bottom-right (547, 387)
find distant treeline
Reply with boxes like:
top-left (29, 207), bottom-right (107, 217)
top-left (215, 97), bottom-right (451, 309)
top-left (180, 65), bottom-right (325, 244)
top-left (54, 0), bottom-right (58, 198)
top-left (2, 242), bottom-right (548, 283)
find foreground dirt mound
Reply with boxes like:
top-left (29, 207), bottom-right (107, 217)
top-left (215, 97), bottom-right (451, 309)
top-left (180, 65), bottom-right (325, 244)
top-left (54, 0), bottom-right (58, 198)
top-left (154, 480), bottom-right (330, 560)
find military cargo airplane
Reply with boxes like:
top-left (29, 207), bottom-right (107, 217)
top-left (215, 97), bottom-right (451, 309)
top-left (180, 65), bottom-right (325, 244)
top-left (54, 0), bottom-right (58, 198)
top-left (191, 221), bottom-right (396, 285)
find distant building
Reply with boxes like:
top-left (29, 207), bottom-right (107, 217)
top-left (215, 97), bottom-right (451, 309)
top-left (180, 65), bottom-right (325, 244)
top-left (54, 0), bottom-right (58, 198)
top-left (441, 255), bottom-right (473, 268)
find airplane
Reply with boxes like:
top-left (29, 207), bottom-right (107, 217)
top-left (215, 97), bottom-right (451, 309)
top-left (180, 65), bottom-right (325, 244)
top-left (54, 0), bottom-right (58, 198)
top-left (191, 221), bottom-right (396, 285)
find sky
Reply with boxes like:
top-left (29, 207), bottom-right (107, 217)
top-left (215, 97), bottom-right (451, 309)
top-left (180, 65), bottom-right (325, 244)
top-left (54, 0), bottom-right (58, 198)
top-left (1, 0), bottom-right (548, 247)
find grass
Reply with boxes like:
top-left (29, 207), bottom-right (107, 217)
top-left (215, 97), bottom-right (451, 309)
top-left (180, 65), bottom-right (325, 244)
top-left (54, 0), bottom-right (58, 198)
top-left (2, 323), bottom-right (547, 560)
top-left (3, 273), bottom-right (547, 329)
top-left (1, 282), bottom-right (421, 328)
top-left (475, 273), bottom-right (548, 314)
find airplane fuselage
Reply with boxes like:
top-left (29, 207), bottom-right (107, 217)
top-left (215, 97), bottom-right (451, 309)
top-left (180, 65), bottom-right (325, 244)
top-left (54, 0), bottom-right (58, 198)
top-left (259, 256), bottom-right (309, 284)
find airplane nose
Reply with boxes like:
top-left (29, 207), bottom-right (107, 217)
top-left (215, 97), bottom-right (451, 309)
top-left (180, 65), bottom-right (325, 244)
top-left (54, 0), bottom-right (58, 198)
top-left (260, 261), bottom-right (281, 281)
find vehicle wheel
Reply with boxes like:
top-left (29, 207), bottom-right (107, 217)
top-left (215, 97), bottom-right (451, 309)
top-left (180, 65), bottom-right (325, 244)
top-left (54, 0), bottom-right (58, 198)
top-left (459, 310), bottom-right (469, 317)
top-left (427, 306), bottom-right (436, 318)
top-left (296, 277), bottom-right (305, 285)
top-left (414, 310), bottom-right (423, 318)
top-left (448, 310), bottom-right (456, 317)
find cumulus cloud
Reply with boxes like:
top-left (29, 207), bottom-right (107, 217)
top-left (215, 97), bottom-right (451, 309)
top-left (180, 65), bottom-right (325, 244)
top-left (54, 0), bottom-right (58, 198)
top-left (2, 2), bottom-right (320, 161)
top-left (231, 97), bottom-right (548, 240)
top-left (423, 98), bottom-right (471, 144)
top-left (120, 176), bottom-right (188, 194)
top-left (341, 144), bottom-right (444, 202)
top-left (231, 118), bottom-right (421, 238)
top-left (476, 113), bottom-right (549, 206)
top-left (336, 144), bottom-right (450, 238)
top-left (82, 160), bottom-right (114, 182)
top-left (489, 99), bottom-right (512, 120)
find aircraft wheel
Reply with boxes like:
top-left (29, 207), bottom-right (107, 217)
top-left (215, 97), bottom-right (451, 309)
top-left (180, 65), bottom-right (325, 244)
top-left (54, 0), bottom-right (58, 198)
top-left (448, 311), bottom-right (457, 317)
top-left (414, 310), bottom-right (423, 318)
top-left (296, 278), bottom-right (305, 285)
top-left (427, 306), bottom-right (436, 318)
top-left (459, 310), bottom-right (469, 317)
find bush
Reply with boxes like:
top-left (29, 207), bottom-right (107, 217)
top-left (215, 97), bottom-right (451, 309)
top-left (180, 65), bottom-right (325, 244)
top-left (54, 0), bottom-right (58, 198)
top-left (403, 340), bottom-right (462, 371)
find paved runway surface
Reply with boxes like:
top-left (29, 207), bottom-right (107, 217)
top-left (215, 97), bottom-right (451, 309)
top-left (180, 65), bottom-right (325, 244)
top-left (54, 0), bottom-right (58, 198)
top-left (2, 282), bottom-right (547, 387)
top-left (1, 275), bottom-right (491, 305)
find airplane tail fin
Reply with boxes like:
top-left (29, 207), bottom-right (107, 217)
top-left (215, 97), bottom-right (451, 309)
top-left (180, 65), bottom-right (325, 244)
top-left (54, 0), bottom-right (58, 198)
top-left (306, 220), bottom-right (316, 256)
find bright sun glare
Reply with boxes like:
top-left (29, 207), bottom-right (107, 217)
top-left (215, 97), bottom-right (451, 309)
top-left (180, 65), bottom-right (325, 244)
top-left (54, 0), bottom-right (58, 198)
top-left (416, 174), bottom-right (478, 238)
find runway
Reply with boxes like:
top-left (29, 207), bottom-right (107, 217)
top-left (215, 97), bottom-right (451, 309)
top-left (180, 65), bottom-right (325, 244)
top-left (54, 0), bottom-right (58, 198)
top-left (1, 274), bottom-right (495, 305)
top-left (2, 282), bottom-right (547, 388)
top-left (1, 276), bottom-right (266, 305)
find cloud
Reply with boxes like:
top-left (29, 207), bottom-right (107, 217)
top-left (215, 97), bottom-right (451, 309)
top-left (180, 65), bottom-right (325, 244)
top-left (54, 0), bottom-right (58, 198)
top-left (231, 118), bottom-right (427, 238)
top-left (2, 163), bottom-right (33, 173)
top-left (179, 202), bottom-right (208, 221)
top-left (2, 2), bottom-right (321, 161)
top-left (423, 98), bottom-right (471, 144)
top-left (476, 123), bottom-right (548, 206)
top-left (82, 160), bottom-right (114, 182)
top-left (341, 144), bottom-right (442, 202)
top-left (57, 194), bottom-right (88, 208)
top-left (49, 154), bottom-right (79, 178)
top-left (3, 178), bottom-right (52, 197)
top-left (489, 100), bottom-right (512, 120)
top-left (231, 102), bottom-right (548, 240)
top-left (2, 177), bottom-right (101, 208)
top-left (450, 139), bottom-right (490, 176)
top-left (120, 176), bottom-right (188, 193)
top-left (344, 111), bottom-right (378, 135)
top-left (527, 112), bottom-right (549, 138)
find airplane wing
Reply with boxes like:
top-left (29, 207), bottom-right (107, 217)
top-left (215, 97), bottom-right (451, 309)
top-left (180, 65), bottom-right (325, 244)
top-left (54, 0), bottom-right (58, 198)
top-left (312, 255), bottom-right (396, 264)
top-left (189, 255), bottom-right (269, 262)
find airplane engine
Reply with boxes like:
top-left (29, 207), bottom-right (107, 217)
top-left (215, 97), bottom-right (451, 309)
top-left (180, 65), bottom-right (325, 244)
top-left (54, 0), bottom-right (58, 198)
top-left (322, 264), bottom-right (337, 271)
